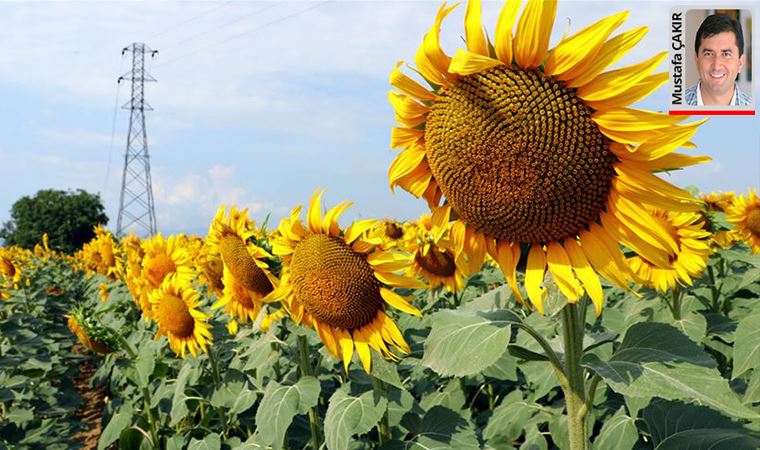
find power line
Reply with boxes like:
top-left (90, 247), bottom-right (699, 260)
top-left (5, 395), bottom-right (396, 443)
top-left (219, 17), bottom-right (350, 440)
top-left (155, 1), bottom-right (330, 68)
top-left (144, 1), bottom-right (233, 42)
top-left (156, 3), bottom-right (280, 53)
top-left (103, 53), bottom-right (126, 201)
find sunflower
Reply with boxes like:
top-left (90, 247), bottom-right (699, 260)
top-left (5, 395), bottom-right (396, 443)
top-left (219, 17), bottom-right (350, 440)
top-left (700, 191), bottom-right (735, 212)
top-left (149, 278), bottom-right (212, 358)
top-left (99, 282), bottom-right (110, 303)
top-left (206, 206), bottom-right (278, 323)
top-left (387, 0), bottom-right (709, 315)
top-left (726, 190), bottom-right (760, 254)
top-left (266, 190), bottom-right (425, 372)
top-left (627, 207), bottom-right (710, 292)
top-left (0, 252), bottom-right (22, 288)
top-left (404, 207), bottom-right (472, 292)
top-left (366, 218), bottom-right (410, 250)
top-left (66, 312), bottom-right (113, 355)
top-left (79, 226), bottom-right (121, 281)
top-left (141, 233), bottom-right (195, 291)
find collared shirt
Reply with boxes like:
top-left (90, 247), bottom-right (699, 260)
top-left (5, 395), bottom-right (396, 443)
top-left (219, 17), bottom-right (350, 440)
top-left (685, 81), bottom-right (753, 106)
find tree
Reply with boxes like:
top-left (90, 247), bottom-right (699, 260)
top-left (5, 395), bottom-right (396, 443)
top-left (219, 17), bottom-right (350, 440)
top-left (0, 189), bottom-right (109, 253)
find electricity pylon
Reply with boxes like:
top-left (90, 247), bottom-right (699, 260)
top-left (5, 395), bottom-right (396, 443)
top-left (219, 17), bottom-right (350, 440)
top-left (116, 42), bottom-right (158, 237)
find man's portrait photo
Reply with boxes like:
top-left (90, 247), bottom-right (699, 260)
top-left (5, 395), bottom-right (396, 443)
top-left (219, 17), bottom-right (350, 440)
top-left (685, 11), bottom-right (753, 107)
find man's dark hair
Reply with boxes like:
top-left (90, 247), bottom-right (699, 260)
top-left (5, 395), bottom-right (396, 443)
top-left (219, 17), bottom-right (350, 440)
top-left (695, 13), bottom-right (744, 56)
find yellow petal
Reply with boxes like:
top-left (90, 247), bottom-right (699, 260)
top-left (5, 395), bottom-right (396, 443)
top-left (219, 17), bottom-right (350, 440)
top-left (390, 127), bottom-right (424, 150)
top-left (395, 163), bottom-right (434, 197)
top-left (315, 322), bottom-right (339, 358)
top-left (380, 287), bottom-right (422, 317)
top-left (586, 72), bottom-right (668, 111)
top-left (388, 91), bottom-right (428, 128)
top-left (375, 271), bottom-right (427, 289)
top-left (336, 327), bottom-right (354, 372)
top-left (563, 26), bottom-right (648, 87)
top-left (353, 329), bottom-right (372, 373)
top-left (491, 240), bottom-right (525, 304)
top-left (563, 239), bottom-right (604, 316)
top-left (494, 0), bottom-right (521, 64)
top-left (546, 242), bottom-right (583, 302)
top-left (577, 52), bottom-right (666, 102)
top-left (390, 61), bottom-right (436, 102)
top-left (634, 119), bottom-right (707, 159)
top-left (388, 145), bottom-right (427, 190)
top-left (367, 252), bottom-right (412, 272)
top-left (592, 107), bottom-right (686, 132)
top-left (423, 3), bottom-right (458, 75)
top-left (545, 11), bottom-right (628, 77)
top-left (306, 189), bottom-right (325, 233)
top-left (448, 48), bottom-right (502, 76)
top-left (465, 0), bottom-right (488, 56)
top-left (378, 312), bottom-right (411, 354)
top-left (513, 0), bottom-right (557, 68)
top-left (579, 224), bottom-right (633, 290)
top-left (323, 201), bottom-right (353, 237)
top-left (525, 244), bottom-right (547, 313)
top-left (344, 219), bottom-right (377, 244)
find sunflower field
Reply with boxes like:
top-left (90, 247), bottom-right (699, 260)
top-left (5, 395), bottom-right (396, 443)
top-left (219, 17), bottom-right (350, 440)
top-left (2, 0), bottom-right (760, 449)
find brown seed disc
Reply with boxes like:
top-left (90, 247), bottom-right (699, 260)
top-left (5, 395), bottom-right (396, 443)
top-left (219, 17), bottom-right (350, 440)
top-left (425, 66), bottom-right (616, 243)
top-left (415, 247), bottom-right (456, 277)
top-left (219, 234), bottom-right (273, 296)
top-left (290, 234), bottom-right (383, 330)
top-left (158, 294), bottom-right (195, 338)
top-left (746, 209), bottom-right (760, 237)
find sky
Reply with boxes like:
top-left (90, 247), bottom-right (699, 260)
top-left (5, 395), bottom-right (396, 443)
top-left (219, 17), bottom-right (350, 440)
top-left (0, 0), bottom-right (758, 237)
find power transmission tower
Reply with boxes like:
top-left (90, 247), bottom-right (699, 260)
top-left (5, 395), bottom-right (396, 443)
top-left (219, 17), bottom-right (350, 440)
top-left (116, 42), bottom-right (159, 237)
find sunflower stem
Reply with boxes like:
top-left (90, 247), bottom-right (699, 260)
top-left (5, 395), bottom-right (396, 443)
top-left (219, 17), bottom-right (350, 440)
top-left (370, 376), bottom-right (392, 445)
top-left (514, 323), bottom-right (567, 384)
top-left (671, 286), bottom-right (682, 320)
top-left (117, 335), bottom-right (160, 448)
top-left (707, 265), bottom-right (721, 312)
top-left (207, 348), bottom-right (230, 438)
top-left (297, 335), bottom-right (323, 450)
top-left (561, 301), bottom-right (589, 450)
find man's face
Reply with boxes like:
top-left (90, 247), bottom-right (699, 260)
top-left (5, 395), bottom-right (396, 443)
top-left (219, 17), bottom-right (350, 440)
top-left (695, 31), bottom-right (745, 98)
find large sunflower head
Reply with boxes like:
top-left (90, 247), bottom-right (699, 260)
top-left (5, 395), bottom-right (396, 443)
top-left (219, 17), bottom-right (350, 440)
top-left (149, 278), bottom-right (212, 358)
top-left (267, 190), bottom-right (425, 372)
top-left (627, 207), bottom-right (711, 292)
top-left (141, 233), bottom-right (195, 291)
top-left (388, 0), bottom-right (710, 315)
top-left (0, 251), bottom-right (22, 286)
top-left (206, 206), bottom-right (277, 300)
top-left (726, 189), bottom-right (760, 254)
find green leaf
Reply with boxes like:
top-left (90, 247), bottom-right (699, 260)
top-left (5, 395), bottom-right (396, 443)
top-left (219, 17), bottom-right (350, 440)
top-left (592, 407), bottom-right (638, 450)
top-left (387, 387), bottom-right (422, 428)
top-left (583, 322), bottom-right (759, 420)
top-left (732, 311), bottom-right (760, 378)
top-left (420, 380), bottom-right (466, 412)
top-left (6, 407), bottom-right (33, 426)
top-left (370, 354), bottom-right (404, 389)
top-left (743, 369), bottom-right (760, 405)
top-left (673, 312), bottom-right (707, 344)
top-left (242, 334), bottom-right (278, 372)
top-left (483, 349), bottom-right (519, 380)
top-left (520, 424), bottom-right (548, 450)
top-left (324, 388), bottom-right (388, 450)
top-left (254, 376), bottom-right (320, 449)
top-left (134, 341), bottom-right (156, 386)
top-left (170, 363), bottom-right (192, 426)
top-left (484, 391), bottom-right (535, 447)
top-left (404, 406), bottom-right (479, 450)
top-left (166, 435), bottom-right (186, 450)
top-left (188, 433), bottom-right (222, 450)
top-left (98, 403), bottom-right (134, 450)
top-left (422, 309), bottom-right (520, 376)
top-left (642, 399), bottom-right (760, 450)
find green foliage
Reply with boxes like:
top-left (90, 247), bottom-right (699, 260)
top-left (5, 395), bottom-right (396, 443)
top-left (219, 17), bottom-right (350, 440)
top-left (0, 188), bottom-right (108, 253)
top-left (2, 237), bottom-right (760, 450)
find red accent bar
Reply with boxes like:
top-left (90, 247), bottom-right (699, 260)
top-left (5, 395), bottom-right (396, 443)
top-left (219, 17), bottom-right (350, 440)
top-left (669, 109), bottom-right (755, 116)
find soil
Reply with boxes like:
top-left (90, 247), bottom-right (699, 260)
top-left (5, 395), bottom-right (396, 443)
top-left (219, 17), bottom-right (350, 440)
top-left (71, 345), bottom-right (108, 450)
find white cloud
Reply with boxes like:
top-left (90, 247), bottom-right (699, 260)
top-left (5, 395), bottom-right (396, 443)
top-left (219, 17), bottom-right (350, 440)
top-left (150, 164), bottom-right (285, 234)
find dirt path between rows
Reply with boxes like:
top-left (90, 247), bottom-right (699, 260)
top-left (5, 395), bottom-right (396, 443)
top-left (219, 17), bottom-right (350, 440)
top-left (71, 346), bottom-right (108, 450)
